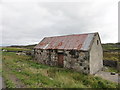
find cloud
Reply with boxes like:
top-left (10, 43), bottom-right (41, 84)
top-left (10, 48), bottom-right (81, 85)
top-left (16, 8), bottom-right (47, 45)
top-left (0, 3), bottom-right (2, 45)
top-left (2, 0), bottom-right (118, 46)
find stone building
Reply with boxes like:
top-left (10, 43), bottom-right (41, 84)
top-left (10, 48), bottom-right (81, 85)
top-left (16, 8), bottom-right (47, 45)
top-left (34, 32), bottom-right (103, 74)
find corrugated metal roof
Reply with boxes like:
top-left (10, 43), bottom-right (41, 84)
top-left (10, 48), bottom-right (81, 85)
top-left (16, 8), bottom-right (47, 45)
top-left (34, 33), bottom-right (96, 50)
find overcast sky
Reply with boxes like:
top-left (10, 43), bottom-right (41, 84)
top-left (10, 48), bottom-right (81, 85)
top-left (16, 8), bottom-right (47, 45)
top-left (1, 0), bottom-right (119, 46)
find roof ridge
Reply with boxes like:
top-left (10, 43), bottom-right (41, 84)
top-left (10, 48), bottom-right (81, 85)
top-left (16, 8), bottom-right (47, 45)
top-left (45, 32), bottom-right (97, 38)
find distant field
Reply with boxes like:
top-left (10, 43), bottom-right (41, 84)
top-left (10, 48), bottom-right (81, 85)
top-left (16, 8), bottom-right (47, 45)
top-left (2, 47), bottom-right (31, 52)
top-left (2, 52), bottom-right (118, 88)
top-left (6, 44), bottom-right (37, 49)
top-left (102, 43), bottom-right (120, 51)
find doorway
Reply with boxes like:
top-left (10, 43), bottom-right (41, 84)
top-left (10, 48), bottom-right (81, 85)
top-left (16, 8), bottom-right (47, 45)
top-left (58, 53), bottom-right (64, 67)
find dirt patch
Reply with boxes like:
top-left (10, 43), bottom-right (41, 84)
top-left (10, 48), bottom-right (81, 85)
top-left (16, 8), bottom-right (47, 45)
top-left (9, 74), bottom-right (26, 88)
top-left (3, 65), bottom-right (26, 88)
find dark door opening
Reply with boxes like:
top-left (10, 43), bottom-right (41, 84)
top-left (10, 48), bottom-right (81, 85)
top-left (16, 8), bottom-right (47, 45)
top-left (58, 53), bottom-right (64, 67)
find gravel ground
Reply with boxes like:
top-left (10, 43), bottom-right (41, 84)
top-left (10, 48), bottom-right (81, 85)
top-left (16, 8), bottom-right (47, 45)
top-left (0, 76), bottom-right (5, 89)
top-left (95, 71), bottom-right (119, 83)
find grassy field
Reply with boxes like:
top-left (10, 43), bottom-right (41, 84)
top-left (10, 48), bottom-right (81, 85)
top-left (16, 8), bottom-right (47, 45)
top-left (5, 44), bottom-right (37, 49)
top-left (2, 47), bottom-right (31, 52)
top-left (102, 43), bottom-right (120, 51)
top-left (2, 51), bottom-right (118, 88)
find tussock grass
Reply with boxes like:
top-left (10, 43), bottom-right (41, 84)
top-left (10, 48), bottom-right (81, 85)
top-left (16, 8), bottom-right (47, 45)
top-left (103, 52), bottom-right (119, 61)
top-left (2, 52), bottom-right (118, 88)
top-left (5, 79), bottom-right (16, 88)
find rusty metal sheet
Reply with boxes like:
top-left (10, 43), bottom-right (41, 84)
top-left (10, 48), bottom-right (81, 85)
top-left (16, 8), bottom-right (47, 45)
top-left (34, 33), bottom-right (96, 50)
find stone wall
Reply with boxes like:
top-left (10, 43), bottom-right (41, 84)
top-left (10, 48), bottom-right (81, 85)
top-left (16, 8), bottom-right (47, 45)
top-left (103, 60), bottom-right (118, 68)
top-left (48, 50), bottom-right (58, 66)
top-left (34, 49), bottom-right (58, 66)
top-left (64, 50), bottom-right (89, 74)
top-left (34, 49), bottom-right (47, 63)
top-left (34, 49), bottom-right (90, 74)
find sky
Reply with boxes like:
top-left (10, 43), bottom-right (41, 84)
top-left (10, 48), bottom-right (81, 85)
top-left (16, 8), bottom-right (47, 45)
top-left (1, 0), bottom-right (119, 46)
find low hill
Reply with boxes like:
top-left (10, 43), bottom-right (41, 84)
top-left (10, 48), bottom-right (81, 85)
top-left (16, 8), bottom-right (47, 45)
top-left (102, 43), bottom-right (120, 51)
top-left (9, 44), bottom-right (37, 49)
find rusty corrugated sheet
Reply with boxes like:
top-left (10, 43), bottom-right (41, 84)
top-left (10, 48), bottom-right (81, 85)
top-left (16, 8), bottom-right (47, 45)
top-left (34, 33), bottom-right (96, 50)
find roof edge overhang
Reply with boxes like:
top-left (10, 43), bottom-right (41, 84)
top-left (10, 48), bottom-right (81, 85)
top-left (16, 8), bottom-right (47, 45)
top-left (34, 48), bottom-right (88, 52)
